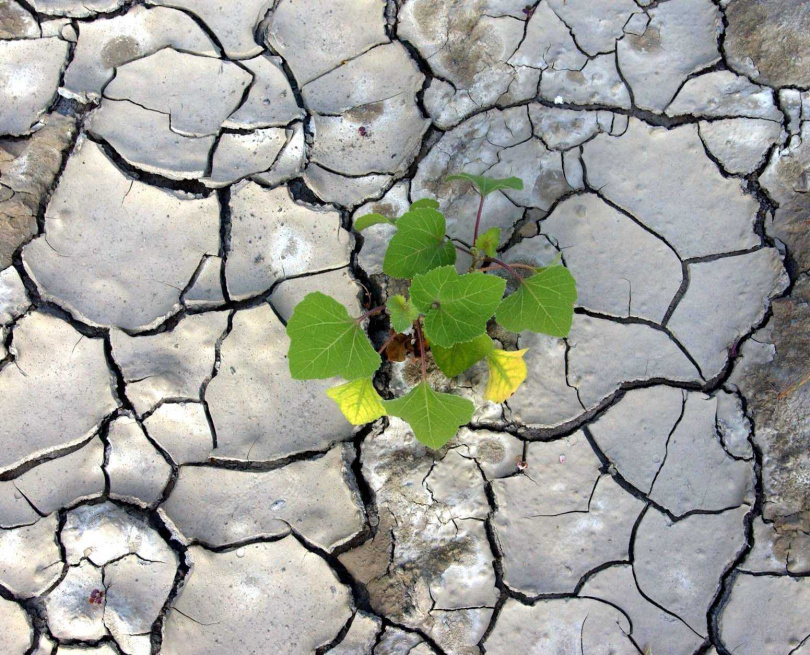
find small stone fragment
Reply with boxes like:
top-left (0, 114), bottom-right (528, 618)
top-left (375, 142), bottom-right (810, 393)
top-left (668, 248), bottom-right (787, 380)
top-left (541, 54), bottom-right (632, 109)
top-left (23, 139), bottom-right (220, 331)
top-left (699, 118), bottom-right (783, 175)
top-left (0, 480), bottom-right (40, 528)
top-left (142, 402), bottom-right (213, 465)
top-left (0, 514), bottom-right (62, 598)
top-left (62, 4), bottom-right (218, 102)
top-left (182, 256), bottom-right (225, 309)
top-left (107, 416), bottom-right (172, 506)
top-left (226, 183), bottom-right (351, 301)
top-left (303, 165), bottom-right (393, 208)
top-left (0, 0), bottom-right (39, 39)
top-left (160, 445), bottom-right (364, 550)
top-left (29, 0), bottom-right (123, 17)
top-left (484, 598), bottom-right (636, 653)
top-left (162, 539), bottom-right (352, 654)
top-left (617, 0), bottom-right (721, 112)
top-left (0, 38), bottom-right (69, 136)
top-left (509, 2), bottom-right (587, 72)
top-left (667, 71), bottom-right (783, 121)
top-left (547, 0), bottom-right (641, 56)
top-left (743, 517), bottom-right (810, 575)
top-left (0, 266), bottom-right (28, 325)
top-left (329, 611), bottom-right (381, 655)
top-left (111, 311), bottom-right (229, 416)
top-left (224, 54), bottom-right (303, 129)
top-left (251, 121), bottom-right (306, 187)
top-left (716, 391), bottom-right (753, 459)
top-left (452, 427), bottom-right (523, 480)
top-left (529, 105), bottom-right (601, 150)
top-left (206, 304), bottom-right (352, 461)
top-left (269, 268), bottom-right (362, 321)
top-left (634, 505), bottom-right (749, 635)
top-left (44, 560), bottom-right (107, 641)
top-left (204, 127), bottom-right (288, 187)
top-left (0, 596), bottom-right (32, 654)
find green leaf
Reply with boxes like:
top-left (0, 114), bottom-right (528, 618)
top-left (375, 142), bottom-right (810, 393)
top-left (485, 349), bottom-right (528, 403)
top-left (474, 227), bottom-right (501, 258)
top-left (446, 172), bottom-right (524, 197)
top-left (432, 334), bottom-right (494, 378)
top-left (354, 212), bottom-right (395, 231)
top-left (410, 198), bottom-right (440, 210)
top-left (410, 266), bottom-right (506, 348)
top-left (496, 266), bottom-right (577, 336)
top-left (387, 294), bottom-right (419, 333)
top-left (327, 378), bottom-right (387, 425)
top-left (382, 207), bottom-right (457, 278)
top-left (384, 382), bottom-right (474, 448)
top-left (287, 292), bottom-right (381, 380)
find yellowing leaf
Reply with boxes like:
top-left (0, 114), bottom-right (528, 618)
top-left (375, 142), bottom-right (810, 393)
top-left (326, 378), bottom-right (387, 425)
top-left (485, 349), bottom-right (528, 403)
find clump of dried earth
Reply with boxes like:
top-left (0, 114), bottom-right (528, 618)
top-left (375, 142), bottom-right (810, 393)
top-left (0, 0), bottom-right (808, 653)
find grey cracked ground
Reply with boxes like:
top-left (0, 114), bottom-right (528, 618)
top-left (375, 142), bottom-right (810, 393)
top-left (0, 0), bottom-right (808, 653)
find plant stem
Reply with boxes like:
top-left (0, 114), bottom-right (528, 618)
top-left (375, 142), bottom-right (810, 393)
top-left (415, 319), bottom-right (427, 381)
top-left (356, 305), bottom-right (386, 323)
top-left (377, 330), bottom-right (398, 355)
top-left (477, 263), bottom-right (537, 273)
top-left (472, 193), bottom-right (486, 245)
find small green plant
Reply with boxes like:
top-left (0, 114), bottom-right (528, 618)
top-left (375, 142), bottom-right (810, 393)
top-left (286, 173), bottom-right (577, 449)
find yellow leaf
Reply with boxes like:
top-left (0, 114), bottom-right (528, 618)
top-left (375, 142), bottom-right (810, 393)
top-left (485, 349), bottom-right (528, 403)
top-left (327, 378), bottom-right (387, 425)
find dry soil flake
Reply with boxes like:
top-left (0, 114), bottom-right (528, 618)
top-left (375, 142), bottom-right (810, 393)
top-left (162, 538), bottom-right (352, 655)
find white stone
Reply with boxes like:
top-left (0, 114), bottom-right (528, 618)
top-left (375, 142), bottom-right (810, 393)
top-left (161, 445), bottom-right (364, 550)
top-left (699, 118), bottom-right (783, 175)
top-left (146, 0), bottom-right (271, 59)
top-left (162, 539), bottom-right (352, 654)
top-left (206, 304), bottom-right (352, 461)
top-left (204, 127), bottom-right (288, 187)
top-left (269, 268), bottom-right (362, 321)
top-left (668, 248), bottom-right (788, 380)
top-left (484, 598), bottom-right (636, 654)
top-left (223, 54), bottom-right (303, 129)
top-left (44, 560), bottom-right (107, 641)
top-left (0, 514), bottom-right (62, 598)
top-left (264, 0), bottom-right (387, 85)
top-left (0, 597), bottom-right (32, 654)
top-left (0, 312), bottom-right (115, 474)
top-left (0, 266), bottom-right (28, 325)
top-left (547, 0), bottom-right (641, 56)
top-left (14, 438), bottom-right (105, 514)
top-left (583, 119), bottom-right (760, 258)
top-left (590, 385), bottom-right (685, 494)
top-left (107, 416), bottom-right (172, 506)
top-left (667, 71), bottom-right (783, 121)
top-left (304, 165), bottom-right (392, 208)
top-left (529, 105), bottom-right (601, 151)
top-left (539, 193), bottom-right (683, 322)
top-left (142, 402), bottom-right (213, 465)
top-left (0, 38), bottom-right (69, 136)
top-left (226, 183), bottom-right (351, 300)
top-left (62, 4), bottom-right (218, 102)
top-left (720, 573), bottom-right (810, 654)
top-left (182, 256), bottom-right (225, 309)
top-left (29, 0), bottom-right (123, 17)
top-left (568, 314), bottom-right (701, 409)
top-left (104, 48), bottom-right (252, 136)
top-left (507, 331), bottom-right (584, 430)
top-left (111, 311), bottom-right (229, 416)
top-left (540, 55), bottom-right (631, 109)
top-left (579, 564), bottom-right (703, 655)
top-left (87, 99), bottom-right (215, 180)
top-left (617, 0), bottom-right (721, 112)
top-left (634, 505), bottom-right (749, 636)
top-left (353, 180), bottom-right (409, 275)
top-left (23, 140), bottom-right (220, 331)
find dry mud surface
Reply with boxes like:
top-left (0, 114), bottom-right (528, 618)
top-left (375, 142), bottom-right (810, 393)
top-left (0, 0), bottom-right (809, 653)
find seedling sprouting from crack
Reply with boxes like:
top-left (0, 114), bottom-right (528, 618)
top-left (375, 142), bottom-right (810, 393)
top-left (285, 173), bottom-right (577, 449)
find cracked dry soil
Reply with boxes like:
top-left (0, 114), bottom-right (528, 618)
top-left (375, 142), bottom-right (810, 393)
top-left (0, 0), bottom-right (809, 653)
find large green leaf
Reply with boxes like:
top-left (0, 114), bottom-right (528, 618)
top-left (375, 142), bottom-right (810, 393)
top-left (382, 207), bottom-right (456, 278)
top-left (432, 334), bottom-right (494, 378)
top-left (354, 212), bottom-right (395, 231)
top-left (410, 266), bottom-right (506, 348)
top-left (387, 294), bottom-right (419, 333)
top-left (496, 266), bottom-right (577, 336)
top-left (286, 292), bottom-right (381, 380)
top-left (384, 382), bottom-right (474, 448)
top-left (446, 173), bottom-right (524, 197)
top-left (327, 378), bottom-right (387, 425)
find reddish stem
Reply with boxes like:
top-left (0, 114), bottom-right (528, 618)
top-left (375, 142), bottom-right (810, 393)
top-left (356, 305), bottom-right (386, 323)
top-left (472, 193), bottom-right (486, 245)
top-left (478, 263), bottom-right (537, 273)
top-left (377, 330), bottom-right (398, 355)
top-left (415, 319), bottom-right (427, 381)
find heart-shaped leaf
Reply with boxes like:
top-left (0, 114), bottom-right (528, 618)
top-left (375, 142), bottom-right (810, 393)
top-left (327, 378), bottom-right (387, 425)
top-left (384, 382), bottom-right (474, 448)
top-left (287, 292), bottom-right (381, 380)
top-left (411, 266), bottom-right (506, 348)
top-left (447, 173), bottom-right (524, 197)
top-left (432, 334), bottom-right (494, 378)
top-left (485, 348), bottom-right (528, 403)
top-left (387, 294), bottom-right (419, 333)
top-left (496, 266), bottom-right (577, 336)
top-left (383, 207), bottom-right (456, 279)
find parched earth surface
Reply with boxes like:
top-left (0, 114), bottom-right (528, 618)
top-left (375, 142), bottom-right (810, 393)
top-left (0, 0), bottom-right (809, 653)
